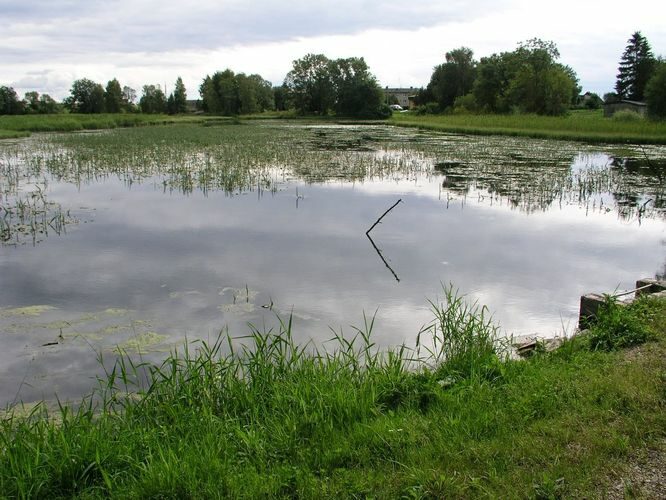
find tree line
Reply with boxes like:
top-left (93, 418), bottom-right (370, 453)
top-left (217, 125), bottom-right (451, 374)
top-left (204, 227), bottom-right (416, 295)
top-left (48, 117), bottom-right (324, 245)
top-left (416, 39), bottom-right (580, 115)
top-left (0, 76), bottom-right (188, 116)
top-left (415, 32), bottom-right (664, 118)
top-left (1, 32), bottom-right (665, 118)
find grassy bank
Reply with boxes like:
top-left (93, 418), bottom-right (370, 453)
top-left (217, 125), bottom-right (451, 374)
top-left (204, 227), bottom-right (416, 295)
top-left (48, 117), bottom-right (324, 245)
top-left (390, 110), bottom-right (666, 144)
top-left (1, 289), bottom-right (665, 498)
top-left (0, 113), bottom-right (206, 136)
top-left (0, 129), bottom-right (30, 139)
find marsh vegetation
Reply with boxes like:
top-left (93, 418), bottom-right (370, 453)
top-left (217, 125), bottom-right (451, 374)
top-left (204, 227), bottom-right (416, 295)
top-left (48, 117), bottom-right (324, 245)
top-left (1, 290), bottom-right (664, 498)
top-left (0, 121), bottom-right (664, 406)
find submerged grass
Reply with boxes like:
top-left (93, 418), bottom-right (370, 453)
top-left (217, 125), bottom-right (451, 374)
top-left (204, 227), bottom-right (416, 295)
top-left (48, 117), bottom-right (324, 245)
top-left (390, 110), bottom-right (666, 144)
top-left (1, 289), bottom-right (664, 498)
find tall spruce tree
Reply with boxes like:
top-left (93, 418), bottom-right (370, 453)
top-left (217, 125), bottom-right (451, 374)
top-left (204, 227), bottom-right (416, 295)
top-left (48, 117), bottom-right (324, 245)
top-left (615, 31), bottom-right (656, 101)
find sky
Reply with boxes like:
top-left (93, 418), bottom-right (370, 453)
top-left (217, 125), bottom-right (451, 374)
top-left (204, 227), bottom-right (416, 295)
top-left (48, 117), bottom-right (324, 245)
top-left (1, 0), bottom-right (664, 101)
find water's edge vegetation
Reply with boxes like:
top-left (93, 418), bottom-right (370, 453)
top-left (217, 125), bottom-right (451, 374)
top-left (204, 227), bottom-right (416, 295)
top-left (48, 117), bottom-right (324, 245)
top-left (1, 289), bottom-right (664, 498)
top-left (389, 110), bottom-right (666, 144)
top-left (3, 110), bottom-right (666, 144)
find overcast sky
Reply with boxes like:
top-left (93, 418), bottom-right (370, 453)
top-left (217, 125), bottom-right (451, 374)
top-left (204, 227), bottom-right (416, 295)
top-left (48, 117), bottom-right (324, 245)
top-left (1, 0), bottom-right (664, 100)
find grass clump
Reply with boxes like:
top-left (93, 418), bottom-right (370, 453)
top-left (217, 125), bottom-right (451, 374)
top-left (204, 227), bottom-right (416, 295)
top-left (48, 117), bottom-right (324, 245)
top-left (1, 291), bottom-right (665, 498)
top-left (585, 295), bottom-right (655, 351)
top-left (611, 109), bottom-right (644, 122)
top-left (418, 285), bottom-right (504, 383)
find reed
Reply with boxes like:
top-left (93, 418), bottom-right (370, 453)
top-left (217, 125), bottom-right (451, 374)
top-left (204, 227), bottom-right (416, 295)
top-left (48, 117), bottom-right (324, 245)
top-left (1, 293), bottom-right (664, 498)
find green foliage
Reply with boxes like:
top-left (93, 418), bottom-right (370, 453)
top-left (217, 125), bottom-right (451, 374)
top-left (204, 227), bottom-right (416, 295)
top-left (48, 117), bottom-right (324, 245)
top-left (0, 291), bottom-right (664, 497)
top-left (64, 78), bottom-right (106, 113)
top-left (473, 53), bottom-right (512, 112)
top-left (426, 47), bottom-right (477, 111)
top-left (0, 113), bottom-right (193, 134)
top-left (615, 31), bottom-right (656, 101)
top-left (453, 93), bottom-right (478, 114)
top-left (577, 92), bottom-right (603, 110)
top-left (273, 85), bottom-right (289, 111)
top-left (331, 57), bottom-right (387, 118)
top-left (418, 285), bottom-right (503, 382)
top-left (167, 76), bottom-right (188, 114)
top-left (284, 53), bottom-right (387, 118)
top-left (645, 61), bottom-right (666, 119)
top-left (611, 109), bottom-right (644, 122)
top-left (139, 84), bottom-right (167, 114)
top-left (104, 78), bottom-right (123, 113)
top-left (0, 85), bottom-right (25, 115)
top-left (471, 39), bottom-right (578, 115)
top-left (414, 102), bottom-right (441, 115)
top-left (23, 91), bottom-right (61, 114)
top-left (122, 86), bottom-right (137, 112)
top-left (390, 109), bottom-right (666, 143)
top-left (586, 296), bottom-right (652, 351)
top-left (0, 276), bottom-right (663, 498)
top-left (284, 53), bottom-right (336, 115)
top-left (200, 70), bottom-right (273, 115)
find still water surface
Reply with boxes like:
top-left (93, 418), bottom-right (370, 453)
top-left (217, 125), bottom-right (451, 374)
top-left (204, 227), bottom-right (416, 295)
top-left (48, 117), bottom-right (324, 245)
top-left (1, 123), bottom-right (664, 404)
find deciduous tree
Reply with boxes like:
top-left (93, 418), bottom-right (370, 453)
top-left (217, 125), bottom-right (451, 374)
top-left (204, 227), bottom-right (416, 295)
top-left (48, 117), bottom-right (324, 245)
top-left (65, 78), bottom-right (105, 113)
top-left (24, 91), bottom-right (41, 114)
top-left (200, 71), bottom-right (273, 115)
top-left (426, 47), bottom-right (477, 111)
top-left (330, 57), bottom-right (387, 117)
top-left (284, 54), bottom-right (335, 115)
top-left (0, 86), bottom-right (24, 115)
top-left (105, 78), bottom-right (123, 113)
top-left (645, 61), bottom-right (666, 118)
top-left (472, 39), bottom-right (578, 115)
top-left (122, 86), bottom-right (137, 112)
top-left (139, 85), bottom-right (166, 114)
top-left (284, 54), bottom-right (387, 117)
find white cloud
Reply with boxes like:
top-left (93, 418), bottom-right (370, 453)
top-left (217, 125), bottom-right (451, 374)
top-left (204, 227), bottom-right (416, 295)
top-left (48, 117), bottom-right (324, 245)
top-left (1, 0), bottom-right (664, 99)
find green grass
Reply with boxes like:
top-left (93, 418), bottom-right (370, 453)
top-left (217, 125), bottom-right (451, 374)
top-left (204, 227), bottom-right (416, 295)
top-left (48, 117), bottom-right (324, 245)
top-left (1, 288), bottom-right (664, 498)
top-left (390, 110), bottom-right (666, 144)
top-left (0, 129), bottom-right (30, 139)
top-left (0, 113), bottom-right (206, 136)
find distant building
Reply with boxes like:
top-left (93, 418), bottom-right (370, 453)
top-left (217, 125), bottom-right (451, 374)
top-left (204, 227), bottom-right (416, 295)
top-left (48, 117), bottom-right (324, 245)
top-left (603, 100), bottom-right (647, 117)
top-left (185, 99), bottom-right (202, 113)
top-left (384, 87), bottom-right (418, 109)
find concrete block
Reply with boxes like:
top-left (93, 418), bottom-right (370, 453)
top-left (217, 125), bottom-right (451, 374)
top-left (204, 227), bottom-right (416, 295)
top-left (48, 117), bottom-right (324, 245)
top-left (578, 293), bottom-right (627, 328)
top-left (635, 278), bottom-right (666, 296)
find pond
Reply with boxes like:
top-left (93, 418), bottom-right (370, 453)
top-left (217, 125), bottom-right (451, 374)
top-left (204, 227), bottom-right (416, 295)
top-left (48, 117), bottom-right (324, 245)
top-left (1, 122), bottom-right (664, 405)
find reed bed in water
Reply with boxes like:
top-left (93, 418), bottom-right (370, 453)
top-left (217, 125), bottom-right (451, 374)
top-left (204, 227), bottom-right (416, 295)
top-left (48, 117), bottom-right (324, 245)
top-left (1, 122), bottom-right (664, 249)
top-left (1, 288), bottom-right (664, 498)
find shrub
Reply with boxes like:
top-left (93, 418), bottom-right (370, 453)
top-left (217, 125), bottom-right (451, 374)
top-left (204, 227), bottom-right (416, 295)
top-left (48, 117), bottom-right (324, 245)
top-left (611, 109), bottom-right (644, 122)
top-left (453, 93), bottom-right (478, 114)
top-left (415, 102), bottom-right (441, 115)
